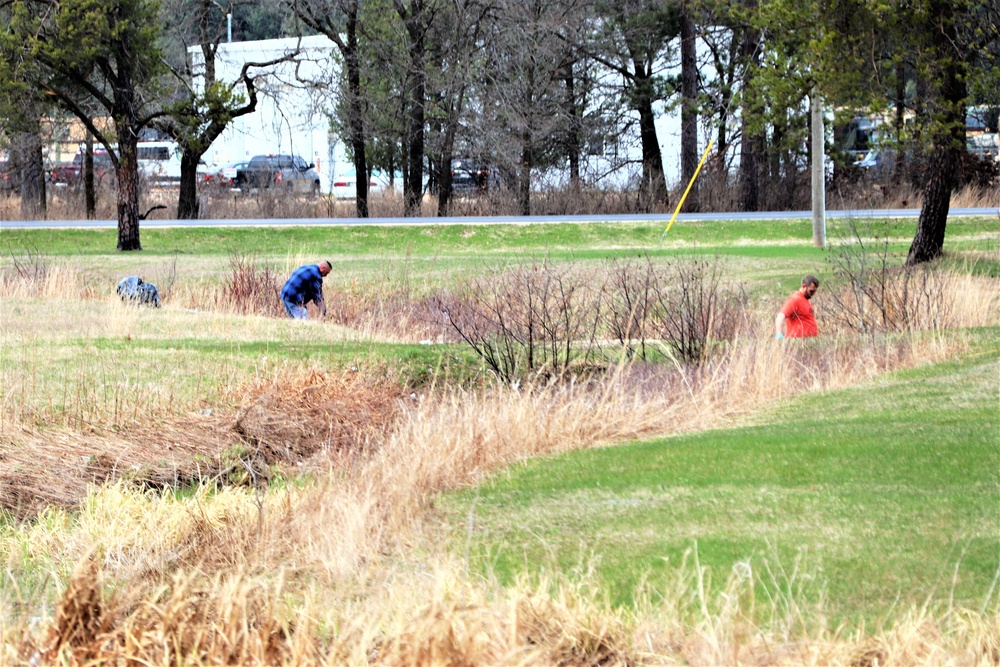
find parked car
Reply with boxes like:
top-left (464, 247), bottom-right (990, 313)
top-left (235, 154), bottom-right (320, 195)
top-left (50, 150), bottom-right (114, 186)
top-left (330, 168), bottom-right (397, 199)
top-left (450, 157), bottom-right (490, 193)
top-left (202, 161), bottom-right (248, 189)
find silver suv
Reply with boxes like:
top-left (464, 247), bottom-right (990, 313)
top-left (235, 154), bottom-right (321, 195)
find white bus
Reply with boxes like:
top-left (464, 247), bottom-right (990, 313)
top-left (137, 141), bottom-right (182, 183)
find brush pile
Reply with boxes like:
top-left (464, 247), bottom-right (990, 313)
top-left (0, 369), bottom-right (404, 519)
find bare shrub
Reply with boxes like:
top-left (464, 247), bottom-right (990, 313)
top-left (438, 257), bottom-right (750, 380)
top-left (599, 255), bottom-right (751, 364)
top-left (221, 253), bottom-right (283, 316)
top-left (601, 256), bottom-right (657, 359)
top-left (437, 261), bottom-right (601, 384)
top-left (5, 243), bottom-right (48, 283)
top-left (696, 157), bottom-right (741, 212)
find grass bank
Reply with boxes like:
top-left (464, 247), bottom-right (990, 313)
top-left (439, 332), bottom-right (1000, 623)
top-left (3, 215), bottom-right (996, 258)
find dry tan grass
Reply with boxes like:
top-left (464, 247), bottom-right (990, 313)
top-left (827, 182), bottom-right (1000, 211)
top-left (11, 545), bottom-right (997, 666)
top-left (0, 367), bottom-right (402, 519)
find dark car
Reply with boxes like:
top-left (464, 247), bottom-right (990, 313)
top-left (450, 157), bottom-right (489, 193)
top-left (50, 151), bottom-right (114, 186)
top-left (235, 154), bottom-right (320, 195)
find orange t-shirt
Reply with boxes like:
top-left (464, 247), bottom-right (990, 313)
top-left (781, 291), bottom-right (818, 338)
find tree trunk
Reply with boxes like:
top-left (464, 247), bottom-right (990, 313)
top-left (436, 83), bottom-right (467, 217)
top-left (679, 4), bottom-right (699, 212)
top-left (437, 155), bottom-right (453, 216)
top-left (84, 134), bottom-right (96, 219)
top-left (907, 101), bottom-right (965, 264)
top-left (403, 46), bottom-right (425, 216)
top-left (436, 117), bottom-right (459, 217)
top-left (399, 0), bottom-right (427, 217)
top-left (518, 136), bottom-right (532, 216)
top-left (634, 70), bottom-right (667, 206)
top-left (177, 149), bottom-right (201, 219)
top-left (907, 146), bottom-right (957, 264)
top-left (564, 65), bottom-right (581, 191)
top-left (116, 132), bottom-right (142, 251)
top-left (18, 129), bottom-right (46, 219)
top-left (738, 11), bottom-right (761, 212)
top-left (345, 11), bottom-right (370, 218)
top-left (906, 0), bottom-right (966, 266)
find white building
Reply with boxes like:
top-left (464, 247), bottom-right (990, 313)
top-left (190, 35), bottom-right (350, 194)
top-left (191, 35), bottom-right (699, 195)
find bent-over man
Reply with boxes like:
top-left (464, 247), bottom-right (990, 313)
top-left (281, 261), bottom-right (331, 319)
top-left (775, 275), bottom-right (819, 339)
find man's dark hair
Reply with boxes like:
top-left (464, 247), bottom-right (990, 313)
top-left (802, 275), bottom-right (819, 287)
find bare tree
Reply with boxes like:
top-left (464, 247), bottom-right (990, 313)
top-left (737, 0), bottom-right (762, 213)
top-left (587, 0), bottom-right (680, 208)
top-left (478, 0), bottom-right (582, 215)
top-left (157, 0), bottom-right (292, 220)
top-left (679, 0), bottom-right (699, 211)
top-left (426, 0), bottom-right (493, 215)
top-left (288, 0), bottom-right (373, 217)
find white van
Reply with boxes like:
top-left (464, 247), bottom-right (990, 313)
top-left (137, 141), bottom-right (182, 183)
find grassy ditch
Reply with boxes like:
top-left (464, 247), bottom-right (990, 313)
top-left (0, 218), bottom-right (996, 664)
top-left (439, 334), bottom-right (1000, 623)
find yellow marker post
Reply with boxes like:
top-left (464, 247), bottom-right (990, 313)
top-left (659, 138), bottom-right (716, 246)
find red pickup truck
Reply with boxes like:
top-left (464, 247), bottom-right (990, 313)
top-left (50, 151), bottom-right (114, 186)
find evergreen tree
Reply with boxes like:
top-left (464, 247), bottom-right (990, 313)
top-left (2, 0), bottom-right (167, 250)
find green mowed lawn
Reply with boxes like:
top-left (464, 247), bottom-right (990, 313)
top-left (439, 336), bottom-right (1000, 622)
top-left (3, 216), bottom-right (996, 258)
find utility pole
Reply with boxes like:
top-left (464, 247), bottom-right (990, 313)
top-left (810, 89), bottom-right (826, 248)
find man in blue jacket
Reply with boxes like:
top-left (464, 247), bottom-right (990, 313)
top-left (280, 261), bottom-right (331, 319)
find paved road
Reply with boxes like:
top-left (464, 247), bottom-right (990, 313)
top-left (1, 207), bottom-right (998, 229)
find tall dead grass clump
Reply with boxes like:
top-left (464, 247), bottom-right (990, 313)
top-left (219, 252), bottom-right (284, 316)
top-left (0, 249), bottom-right (92, 300)
top-left (229, 366), bottom-right (405, 466)
top-left (23, 561), bottom-right (313, 666)
top-left (18, 543), bottom-right (997, 665)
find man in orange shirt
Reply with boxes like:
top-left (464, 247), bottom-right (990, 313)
top-left (775, 275), bottom-right (819, 338)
